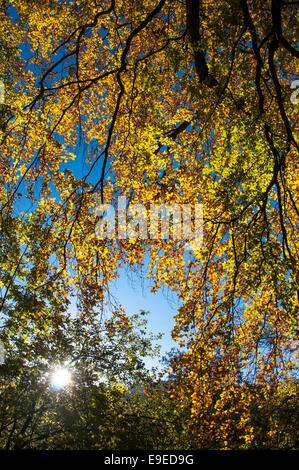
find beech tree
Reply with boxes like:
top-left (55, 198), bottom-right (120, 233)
top-left (0, 0), bottom-right (298, 448)
top-left (0, 237), bottom-right (164, 450)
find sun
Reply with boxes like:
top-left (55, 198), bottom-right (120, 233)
top-left (50, 366), bottom-right (72, 390)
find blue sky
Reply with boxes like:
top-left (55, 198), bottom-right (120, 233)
top-left (108, 262), bottom-right (180, 370)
